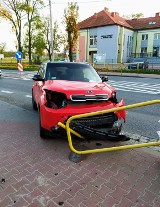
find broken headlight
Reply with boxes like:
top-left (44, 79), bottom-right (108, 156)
top-left (44, 90), bottom-right (67, 109)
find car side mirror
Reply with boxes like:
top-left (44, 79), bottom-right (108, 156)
top-left (32, 74), bottom-right (44, 81)
top-left (101, 76), bottom-right (108, 82)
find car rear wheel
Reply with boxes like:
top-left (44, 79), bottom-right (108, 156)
top-left (32, 91), bottom-right (38, 110)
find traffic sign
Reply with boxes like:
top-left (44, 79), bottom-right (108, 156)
top-left (15, 51), bottom-right (23, 60)
top-left (18, 63), bottom-right (23, 72)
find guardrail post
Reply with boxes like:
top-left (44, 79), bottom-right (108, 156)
top-left (106, 64), bottom-right (109, 74)
top-left (120, 63), bottom-right (124, 75)
top-left (58, 100), bottom-right (160, 155)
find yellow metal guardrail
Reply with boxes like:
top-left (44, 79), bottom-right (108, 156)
top-left (58, 100), bottom-right (160, 155)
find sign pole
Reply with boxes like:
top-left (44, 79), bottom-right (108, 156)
top-left (15, 51), bottom-right (23, 76)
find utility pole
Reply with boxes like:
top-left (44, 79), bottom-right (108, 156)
top-left (49, 0), bottom-right (54, 61)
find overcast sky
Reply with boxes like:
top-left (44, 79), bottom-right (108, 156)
top-left (0, 0), bottom-right (160, 51)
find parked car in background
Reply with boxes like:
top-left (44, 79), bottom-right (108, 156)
top-left (32, 61), bottom-right (126, 140)
top-left (127, 58), bottom-right (149, 69)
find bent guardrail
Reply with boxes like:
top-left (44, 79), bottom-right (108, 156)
top-left (58, 100), bottom-right (160, 155)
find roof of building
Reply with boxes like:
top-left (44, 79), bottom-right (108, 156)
top-left (78, 8), bottom-right (133, 29)
top-left (78, 8), bottom-right (160, 31)
top-left (126, 13), bottom-right (160, 30)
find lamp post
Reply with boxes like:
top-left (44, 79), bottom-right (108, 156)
top-left (49, 0), bottom-right (54, 61)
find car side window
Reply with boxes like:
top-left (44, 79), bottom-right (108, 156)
top-left (38, 64), bottom-right (46, 78)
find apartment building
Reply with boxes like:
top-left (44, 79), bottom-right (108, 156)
top-left (76, 8), bottom-right (160, 63)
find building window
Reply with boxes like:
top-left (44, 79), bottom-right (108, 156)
top-left (127, 36), bottom-right (133, 57)
top-left (141, 47), bottom-right (147, 57)
top-left (154, 33), bottom-right (160, 40)
top-left (90, 35), bottom-right (97, 46)
top-left (142, 34), bottom-right (148, 40)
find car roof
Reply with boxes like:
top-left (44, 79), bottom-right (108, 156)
top-left (46, 61), bottom-right (89, 65)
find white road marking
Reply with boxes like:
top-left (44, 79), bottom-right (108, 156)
top-left (23, 78), bottom-right (31, 80)
top-left (25, 95), bottom-right (32, 98)
top-left (157, 131), bottom-right (160, 138)
top-left (1, 90), bottom-right (13, 94)
top-left (109, 80), bottom-right (160, 94)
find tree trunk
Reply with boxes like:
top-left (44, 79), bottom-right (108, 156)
top-left (68, 32), bottom-right (73, 62)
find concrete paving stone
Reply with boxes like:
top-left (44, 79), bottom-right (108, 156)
top-left (27, 199), bottom-right (44, 207)
top-left (65, 182), bottom-right (84, 197)
top-left (76, 175), bottom-right (94, 189)
top-left (90, 175), bottom-right (107, 188)
top-left (79, 183), bottom-right (100, 198)
top-left (148, 181), bottom-right (160, 194)
top-left (9, 185), bottom-right (30, 201)
top-left (11, 177), bottom-right (30, 191)
top-left (49, 191), bottom-right (72, 206)
top-left (9, 197), bottom-right (29, 207)
top-left (50, 181), bottom-right (70, 195)
top-left (125, 188), bottom-right (143, 203)
top-left (67, 192), bottom-right (88, 207)
top-left (115, 197), bottom-right (135, 207)
top-left (0, 196), bottom-right (13, 207)
top-left (140, 189), bottom-right (158, 206)
top-left (82, 192), bottom-right (103, 206)
top-left (99, 194), bottom-right (121, 207)
top-left (133, 198), bottom-right (153, 207)
top-left (105, 176), bottom-right (123, 190)
top-left (109, 186), bottom-right (128, 200)
top-left (62, 174), bottom-right (81, 186)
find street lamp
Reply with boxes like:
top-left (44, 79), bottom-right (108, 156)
top-left (49, 0), bottom-right (54, 61)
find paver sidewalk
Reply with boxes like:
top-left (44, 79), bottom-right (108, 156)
top-left (0, 120), bottom-right (160, 207)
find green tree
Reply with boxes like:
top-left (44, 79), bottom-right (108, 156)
top-left (124, 13), bottom-right (144, 20)
top-left (64, 2), bottom-right (79, 62)
top-left (22, 0), bottom-right (44, 64)
top-left (0, 42), bottom-right (6, 53)
top-left (32, 31), bottom-right (46, 63)
top-left (40, 17), bottom-right (66, 61)
top-left (0, 0), bottom-right (25, 52)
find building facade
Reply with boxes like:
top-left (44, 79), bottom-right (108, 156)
top-left (77, 8), bottom-right (160, 63)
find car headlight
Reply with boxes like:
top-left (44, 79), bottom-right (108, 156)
top-left (44, 89), bottom-right (67, 109)
top-left (109, 92), bottom-right (118, 103)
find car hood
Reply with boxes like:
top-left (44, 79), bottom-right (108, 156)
top-left (43, 80), bottom-right (115, 99)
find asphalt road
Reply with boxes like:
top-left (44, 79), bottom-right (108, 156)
top-left (0, 73), bottom-right (159, 141)
top-left (108, 76), bottom-right (160, 140)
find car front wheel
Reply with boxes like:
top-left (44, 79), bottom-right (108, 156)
top-left (32, 91), bottom-right (38, 110)
top-left (39, 111), bottom-right (48, 139)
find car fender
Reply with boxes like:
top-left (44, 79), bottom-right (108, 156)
top-left (115, 99), bottom-right (126, 121)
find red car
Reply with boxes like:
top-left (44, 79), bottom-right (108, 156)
top-left (32, 62), bottom-right (126, 139)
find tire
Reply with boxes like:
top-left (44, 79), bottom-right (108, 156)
top-left (32, 91), bottom-right (38, 110)
top-left (39, 112), bottom-right (47, 139)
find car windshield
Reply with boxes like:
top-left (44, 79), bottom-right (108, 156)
top-left (46, 62), bottom-right (102, 82)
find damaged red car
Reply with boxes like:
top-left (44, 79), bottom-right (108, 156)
top-left (32, 62), bottom-right (126, 140)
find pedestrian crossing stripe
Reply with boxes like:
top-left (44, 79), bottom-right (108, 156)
top-left (109, 80), bottom-right (160, 94)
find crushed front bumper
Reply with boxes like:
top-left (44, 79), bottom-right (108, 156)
top-left (40, 99), bottom-right (126, 134)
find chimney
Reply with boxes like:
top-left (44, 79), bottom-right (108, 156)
top-left (111, 12), bottom-right (119, 17)
top-left (104, 7), bottom-right (109, 12)
top-left (155, 12), bottom-right (160, 17)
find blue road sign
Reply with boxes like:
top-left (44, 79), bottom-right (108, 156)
top-left (15, 51), bottom-right (23, 60)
